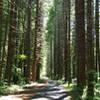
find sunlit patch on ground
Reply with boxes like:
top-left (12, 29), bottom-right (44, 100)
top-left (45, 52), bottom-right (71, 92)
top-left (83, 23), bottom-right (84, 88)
top-left (0, 95), bottom-right (22, 100)
top-left (0, 83), bottom-right (46, 100)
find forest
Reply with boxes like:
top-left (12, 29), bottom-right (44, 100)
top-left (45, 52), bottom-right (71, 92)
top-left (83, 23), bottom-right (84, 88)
top-left (0, 0), bottom-right (100, 100)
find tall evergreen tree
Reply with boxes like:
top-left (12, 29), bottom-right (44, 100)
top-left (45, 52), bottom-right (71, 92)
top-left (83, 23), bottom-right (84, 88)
top-left (5, 0), bottom-right (18, 84)
top-left (95, 0), bottom-right (100, 79)
top-left (63, 0), bottom-right (68, 82)
top-left (0, 0), bottom-right (3, 79)
top-left (75, 0), bottom-right (86, 95)
top-left (32, 0), bottom-right (43, 81)
top-left (24, 0), bottom-right (32, 83)
top-left (86, 0), bottom-right (94, 99)
top-left (63, 0), bottom-right (71, 83)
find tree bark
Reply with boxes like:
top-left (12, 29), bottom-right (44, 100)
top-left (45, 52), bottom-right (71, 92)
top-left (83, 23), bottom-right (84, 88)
top-left (24, 0), bottom-right (32, 83)
top-left (86, 0), bottom-right (94, 99)
top-left (6, 0), bottom-right (17, 84)
top-left (95, 0), bottom-right (100, 80)
top-left (32, 0), bottom-right (43, 81)
top-left (75, 0), bottom-right (86, 96)
top-left (0, 0), bottom-right (3, 79)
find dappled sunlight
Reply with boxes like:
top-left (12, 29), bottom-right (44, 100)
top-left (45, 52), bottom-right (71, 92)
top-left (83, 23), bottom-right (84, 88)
top-left (0, 95), bottom-right (22, 100)
top-left (0, 0), bottom-right (98, 99)
top-left (29, 80), bottom-right (72, 100)
top-left (0, 83), bottom-right (46, 100)
top-left (0, 80), bottom-right (72, 100)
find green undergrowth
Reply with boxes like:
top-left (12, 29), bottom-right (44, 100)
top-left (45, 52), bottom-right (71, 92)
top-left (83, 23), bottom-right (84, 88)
top-left (0, 81), bottom-right (24, 96)
top-left (0, 79), bottom-right (47, 96)
top-left (54, 79), bottom-right (100, 100)
top-left (63, 83), bottom-right (85, 100)
top-left (94, 79), bottom-right (100, 100)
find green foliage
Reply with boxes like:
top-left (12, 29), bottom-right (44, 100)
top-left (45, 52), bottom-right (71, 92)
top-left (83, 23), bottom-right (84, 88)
top-left (14, 54), bottom-right (27, 61)
top-left (18, 54), bottom-right (27, 60)
top-left (0, 82), bottom-right (23, 95)
top-left (63, 82), bottom-right (81, 100)
top-left (0, 78), bottom-right (24, 95)
top-left (94, 79), bottom-right (100, 100)
top-left (0, 86), bottom-right (8, 95)
top-left (63, 79), bottom-right (100, 100)
top-left (12, 66), bottom-right (25, 85)
top-left (46, 6), bottom-right (55, 42)
top-left (87, 69), bottom-right (96, 74)
top-left (11, 54), bottom-right (27, 85)
top-left (0, 80), bottom-right (8, 95)
top-left (54, 79), bottom-right (99, 100)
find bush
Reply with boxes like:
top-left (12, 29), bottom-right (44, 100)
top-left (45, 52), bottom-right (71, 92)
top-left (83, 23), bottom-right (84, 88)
top-left (0, 81), bottom-right (8, 95)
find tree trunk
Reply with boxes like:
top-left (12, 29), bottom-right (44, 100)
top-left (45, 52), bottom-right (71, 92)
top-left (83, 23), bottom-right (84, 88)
top-left (5, 0), bottom-right (17, 84)
top-left (95, 0), bottom-right (100, 80)
top-left (0, 0), bottom-right (3, 79)
top-left (24, 0), bottom-right (32, 83)
top-left (32, 0), bottom-right (43, 81)
top-left (63, 0), bottom-right (68, 82)
top-left (86, 0), bottom-right (94, 99)
top-left (75, 0), bottom-right (86, 96)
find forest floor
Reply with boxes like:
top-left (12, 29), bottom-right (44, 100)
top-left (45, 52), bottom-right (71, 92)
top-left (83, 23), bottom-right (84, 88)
top-left (0, 80), bottom-right (73, 100)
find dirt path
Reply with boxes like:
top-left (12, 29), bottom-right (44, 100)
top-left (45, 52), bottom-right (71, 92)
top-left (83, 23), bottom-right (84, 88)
top-left (29, 80), bottom-right (72, 100)
top-left (0, 80), bottom-right (72, 100)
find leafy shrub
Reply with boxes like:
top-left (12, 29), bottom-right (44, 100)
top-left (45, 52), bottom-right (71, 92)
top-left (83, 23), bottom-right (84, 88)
top-left (0, 81), bottom-right (8, 95)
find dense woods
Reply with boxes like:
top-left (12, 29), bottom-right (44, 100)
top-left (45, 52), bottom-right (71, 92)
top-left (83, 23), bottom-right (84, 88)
top-left (0, 0), bottom-right (100, 100)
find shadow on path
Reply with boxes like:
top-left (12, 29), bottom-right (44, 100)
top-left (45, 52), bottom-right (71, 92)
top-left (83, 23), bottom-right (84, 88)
top-left (0, 80), bottom-right (72, 100)
top-left (29, 80), bottom-right (71, 100)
